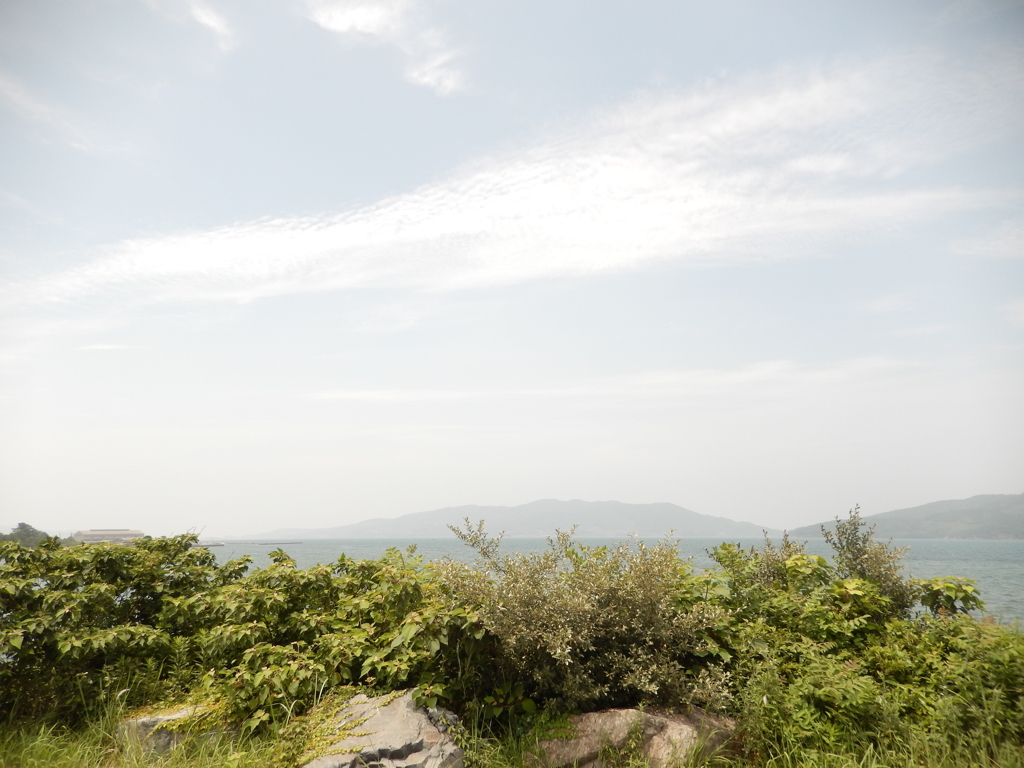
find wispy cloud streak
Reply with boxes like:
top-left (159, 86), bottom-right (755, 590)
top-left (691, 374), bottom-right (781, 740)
top-left (0, 71), bottom-right (108, 152)
top-left (144, 0), bottom-right (237, 53)
top-left (306, 0), bottom-right (464, 94)
top-left (9, 51), bottom-right (1023, 308)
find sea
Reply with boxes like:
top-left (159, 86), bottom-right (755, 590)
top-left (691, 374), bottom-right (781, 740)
top-left (207, 537), bottom-right (1024, 626)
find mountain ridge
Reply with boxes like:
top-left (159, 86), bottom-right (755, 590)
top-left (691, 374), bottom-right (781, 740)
top-left (250, 499), bottom-right (780, 540)
top-left (246, 493), bottom-right (1024, 541)
top-left (787, 493), bottom-right (1024, 540)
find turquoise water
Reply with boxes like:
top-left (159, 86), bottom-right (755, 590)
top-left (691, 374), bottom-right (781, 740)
top-left (209, 537), bottom-right (1024, 625)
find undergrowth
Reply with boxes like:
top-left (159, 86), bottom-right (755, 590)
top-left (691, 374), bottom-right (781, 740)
top-left (0, 706), bottom-right (276, 768)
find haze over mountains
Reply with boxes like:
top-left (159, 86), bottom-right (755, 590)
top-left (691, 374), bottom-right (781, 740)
top-left (251, 500), bottom-right (780, 540)
top-left (249, 494), bottom-right (1024, 541)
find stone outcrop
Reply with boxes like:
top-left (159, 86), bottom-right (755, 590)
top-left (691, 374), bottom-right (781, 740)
top-left (529, 707), bottom-right (734, 768)
top-left (117, 706), bottom-right (203, 753)
top-left (304, 691), bottom-right (464, 768)
top-left (119, 693), bottom-right (728, 767)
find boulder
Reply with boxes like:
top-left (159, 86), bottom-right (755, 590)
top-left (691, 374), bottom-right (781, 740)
top-left (530, 707), bottom-right (734, 768)
top-left (117, 706), bottom-right (202, 753)
top-left (303, 691), bottom-right (464, 768)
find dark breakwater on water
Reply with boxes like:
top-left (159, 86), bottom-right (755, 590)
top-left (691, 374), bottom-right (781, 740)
top-left (210, 537), bottom-right (1024, 625)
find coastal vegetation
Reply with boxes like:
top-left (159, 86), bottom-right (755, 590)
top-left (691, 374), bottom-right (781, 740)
top-left (1, 511), bottom-right (1022, 767)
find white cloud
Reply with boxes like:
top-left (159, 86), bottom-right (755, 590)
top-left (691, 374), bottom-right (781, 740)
top-left (186, 1), bottom-right (236, 52)
top-left (7, 51), bottom-right (1023, 309)
top-left (305, 0), bottom-right (464, 94)
top-left (0, 71), bottom-right (105, 152)
top-left (143, 0), bottom-right (237, 53)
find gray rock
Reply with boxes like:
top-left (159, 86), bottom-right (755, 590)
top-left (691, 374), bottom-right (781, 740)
top-left (117, 706), bottom-right (202, 754)
top-left (304, 691), bottom-right (464, 768)
top-left (530, 707), bottom-right (734, 768)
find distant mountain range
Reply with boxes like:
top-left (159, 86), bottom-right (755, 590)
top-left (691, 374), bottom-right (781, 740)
top-left (788, 493), bottom-right (1024, 540)
top-left (248, 493), bottom-right (1024, 542)
top-left (250, 499), bottom-right (781, 540)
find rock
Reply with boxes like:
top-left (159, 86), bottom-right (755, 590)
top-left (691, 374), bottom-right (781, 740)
top-left (117, 706), bottom-right (202, 753)
top-left (303, 691), bottom-right (464, 768)
top-left (530, 707), bottom-right (734, 768)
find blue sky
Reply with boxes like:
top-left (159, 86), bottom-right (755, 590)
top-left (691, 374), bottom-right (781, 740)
top-left (1, 0), bottom-right (1022, 537)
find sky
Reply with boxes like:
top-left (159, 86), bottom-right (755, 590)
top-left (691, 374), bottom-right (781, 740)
top-left (1, 0), bottom-right (1022, 538)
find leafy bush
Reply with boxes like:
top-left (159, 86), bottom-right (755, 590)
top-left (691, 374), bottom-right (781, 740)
top-left (176, 547), bottom-right (488, 729)
top-left (0, 537), bottom-right (487, 731)
top-left (437, 522), bottom-right (732, 715)
top-left (912, 575), bottom-right (984, 615)
top-left (702, 511), bottom-right (1024, 758)
top-left (821, 506), bottom-right (915, 616)
top-left (0, 534), bottom-right (244, 721)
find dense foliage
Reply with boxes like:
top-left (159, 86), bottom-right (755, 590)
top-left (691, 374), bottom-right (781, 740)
top-left (437, 523), bottom-right (732, 715)
top-left (0, 536), bottom-right (489, 729)
top-left (438, 515), bottom-right (1022, 758)
top-left (706, 535), bottom-right (1021, 757)
top-left (1, 509), bottom-right (1022, 766)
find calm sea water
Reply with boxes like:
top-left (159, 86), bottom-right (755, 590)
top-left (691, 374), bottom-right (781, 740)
top-left (208, 537), bottom-right (1024, 626)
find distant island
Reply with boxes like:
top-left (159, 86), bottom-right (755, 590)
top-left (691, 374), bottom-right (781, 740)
top-left (788, 493), bottom-right (1024, 540)
top-left (250, 499), bottom-right (781, 540)
top-left (249, 493), bottom-right (1024, 542)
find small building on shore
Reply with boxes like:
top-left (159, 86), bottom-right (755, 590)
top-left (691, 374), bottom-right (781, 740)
top-left (72, 529), bottom-right (146, 543)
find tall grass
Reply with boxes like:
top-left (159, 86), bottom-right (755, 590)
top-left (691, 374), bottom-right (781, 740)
top-left (4, 700), bottom-right (1023, 768)
top-left (0, 713), bottom-right (276, 768)
top-left (451, 719), bottom-right (1024, 768)
top-left (749, 740), bottom-right (1024, 768)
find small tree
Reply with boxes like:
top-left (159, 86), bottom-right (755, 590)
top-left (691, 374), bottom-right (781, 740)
top-left (822, 506), bottom-right (915, 617)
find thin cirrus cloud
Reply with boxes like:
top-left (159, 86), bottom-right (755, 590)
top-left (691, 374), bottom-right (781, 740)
top-left (11, 50), bottom-right (1023, 310)
top-left (305, 0), bottom-right (464, 95)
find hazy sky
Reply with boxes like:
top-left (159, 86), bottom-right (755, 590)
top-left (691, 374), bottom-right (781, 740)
top-left (1, 0), bottom-right (1022, 537)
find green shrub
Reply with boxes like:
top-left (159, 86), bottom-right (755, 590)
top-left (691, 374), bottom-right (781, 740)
top-left (0, 534), bottom-right (244, 721)
top-left (821, 506), bottom-right (915, 616)
top-left (178, 547), bottom-right (488, 729)
top-left (703, 511), bottom-right (1024, 759)
top-left (0, 538), bottom-right (487, 732)
top-left (437, 522), bottom-right (732, 715)
top-left (912, 575), bottom-right (984, 615)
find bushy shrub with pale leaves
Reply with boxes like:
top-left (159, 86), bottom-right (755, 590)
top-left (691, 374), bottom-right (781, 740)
top-left (437, 522), bottom-right (732, 714)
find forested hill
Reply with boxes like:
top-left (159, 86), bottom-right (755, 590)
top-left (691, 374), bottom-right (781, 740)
top-left (252, 499), bottom-right (779, 539)
top-left (789, 493), bottom-right (1024, 540)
